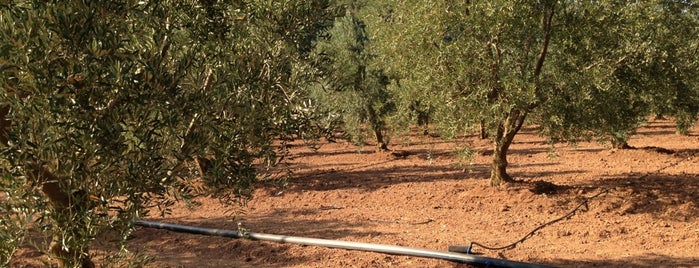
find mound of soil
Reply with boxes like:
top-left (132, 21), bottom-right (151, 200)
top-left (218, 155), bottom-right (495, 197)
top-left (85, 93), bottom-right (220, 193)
top-left (12, 119), bottom-right (699, 267)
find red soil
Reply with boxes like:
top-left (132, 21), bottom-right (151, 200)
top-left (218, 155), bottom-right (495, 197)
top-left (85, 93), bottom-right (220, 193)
top-left (12, 118), bottom-right (699, 267)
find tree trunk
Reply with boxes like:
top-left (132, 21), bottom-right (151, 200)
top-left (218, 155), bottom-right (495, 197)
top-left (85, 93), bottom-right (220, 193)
top-left (612, 140), bottom-right (632, 149)
top-left (479, 120), bottom-right (488, 139)
top-left (374, 128), bottom-right (388, 151)
top-left (490, 144), bottom-right (512, 186)
top-left (0, 105), bottom-right (9, 146)
top-left (33, 166), bottom-right (96, 268)
top-left (489, 110), bottom-right (527, 186)
top-left (490, 4), bottom-right (552, 186)
top-left (366, 103), bottom-right (388, 151)
top-left (415, 104), bottom-right (430, 135)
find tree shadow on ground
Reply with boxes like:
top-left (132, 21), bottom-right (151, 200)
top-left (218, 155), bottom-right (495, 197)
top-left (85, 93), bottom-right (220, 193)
top-left (282, 161), bottom-right (357, 171)
top-left (285, 144), bottom-right (586, 193)
top-left (508, 162), bottom-right (588, 182)
top-left (540, 254), bottom-right (699, 268)
top-left (288, 162), bottom-right (491, 192)
top-left (514, 169), bottom-right (585, 180)
top-left (288, 125), bottom-right (557, 160)
top-left (582, 173), bottom-right (699, 221)
top-left (292, 148), bottom-right (372, 158)
top-left (567, 147), bottom-right (606, 153)
top-left (289, 163), bottom-right (590, 193)
top-left (622, 146), bottom-right (698, 156)
top-left (634, 118), bottom-right (695, 136)
top-left (478, 147), bottom-right (551, 156)
top-left (634, 129), bottom-right (678, 136)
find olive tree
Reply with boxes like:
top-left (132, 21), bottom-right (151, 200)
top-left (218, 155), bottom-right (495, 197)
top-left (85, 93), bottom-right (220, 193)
top-left (539, 1), bottom-right (699, 147)
top-left (0, 0), bottom-right (337, 267)
top-left (644, 1), bottom-right (699, 135)
top-left (365, 0), bottom-right (560, 185)
top-left (364, 0), bottom-right (698, 185)
top-left (309, 4), bottom-right (395, 151)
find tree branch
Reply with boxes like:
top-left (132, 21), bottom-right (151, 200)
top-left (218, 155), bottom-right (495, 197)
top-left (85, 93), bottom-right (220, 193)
top-left (0, 105), bottom-right (9, 146)
top-left (534, 5), bottom-right (555, 77)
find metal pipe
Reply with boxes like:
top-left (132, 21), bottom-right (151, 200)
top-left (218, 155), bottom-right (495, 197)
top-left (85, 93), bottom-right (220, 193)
top-left (134, 220), bottom-right (558, 268)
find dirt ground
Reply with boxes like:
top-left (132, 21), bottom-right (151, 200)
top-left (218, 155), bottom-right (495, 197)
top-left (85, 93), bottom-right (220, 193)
top-left (11, 118), bottom-right (699, 267)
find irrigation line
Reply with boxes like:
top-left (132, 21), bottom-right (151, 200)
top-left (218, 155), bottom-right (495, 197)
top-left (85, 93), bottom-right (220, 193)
top-left (134, 220), bottom-right (557, 268)
top-left (462, 150), bottom-right (696, 253)
top-left (133, 149), bottom-right (695, 266)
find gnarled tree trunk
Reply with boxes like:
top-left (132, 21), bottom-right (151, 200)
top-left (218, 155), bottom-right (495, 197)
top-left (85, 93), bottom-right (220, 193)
top-left (374, 129), bottom-right (388, 151)
top-left (489, 109), bottom-right (527, 186)
top-left (489, 4), bottom-right (553, 186)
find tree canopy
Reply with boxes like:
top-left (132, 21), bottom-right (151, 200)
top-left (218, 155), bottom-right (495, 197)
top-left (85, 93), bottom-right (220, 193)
top-left (0, 0), bottom-right (338, 266)
top-left (309, 4), bottom-right (395, 151)
top-left (364, 0), bottom-right (699, 185)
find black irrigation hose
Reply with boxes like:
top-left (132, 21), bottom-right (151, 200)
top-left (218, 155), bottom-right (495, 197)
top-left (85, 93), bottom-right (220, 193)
top-left (457, 150), bottom-right (696, 254)
top-left (457, 189), bottom-right (608, 253)
top-left (133, 220), bottom-right (558, 268)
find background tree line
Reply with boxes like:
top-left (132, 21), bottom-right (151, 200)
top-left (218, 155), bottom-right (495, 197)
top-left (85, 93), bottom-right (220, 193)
top-left (1, 0), bottom-right (697, 267)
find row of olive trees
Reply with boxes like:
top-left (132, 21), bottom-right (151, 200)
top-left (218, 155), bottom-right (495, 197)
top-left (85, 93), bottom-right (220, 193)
top-left (1, 0), bottom-right (697, 267)
top-left (318, 0), bottom-right (698, 185)
top-left (0, 0), bottom-right (341, 267)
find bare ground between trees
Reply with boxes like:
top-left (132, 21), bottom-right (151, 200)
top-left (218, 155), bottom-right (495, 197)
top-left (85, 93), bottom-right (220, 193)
top-left (12, 118), bottom-right (699, 267)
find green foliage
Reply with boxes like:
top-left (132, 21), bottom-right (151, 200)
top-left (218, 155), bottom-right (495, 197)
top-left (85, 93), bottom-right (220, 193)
top-left (367, 1), bottom-right (534, 135)
top-left (0, 0), bottom-right (338, 266)
top-left (651, 1), bottom-right (699, 134)
top-left (309, 5), bottom-right (395, 150)
top-left (538, 0), bottom-right (699, 144)
top-left (365, 0), bottom-right (561, 184)
top-left (364, 0), bottom-right (699, 184)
